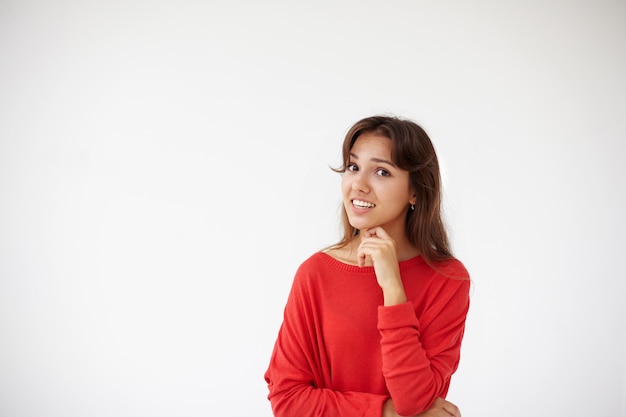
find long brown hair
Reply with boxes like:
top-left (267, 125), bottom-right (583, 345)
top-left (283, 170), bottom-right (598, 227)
top-left (332, 115), bottom-right (453, 265)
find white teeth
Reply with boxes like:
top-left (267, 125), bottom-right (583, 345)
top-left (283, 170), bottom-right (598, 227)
top-left (353, 199), bottom-right (375, 208)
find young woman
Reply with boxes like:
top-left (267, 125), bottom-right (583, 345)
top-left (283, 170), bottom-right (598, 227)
top-left (264, 115), bottom-right (470, 417)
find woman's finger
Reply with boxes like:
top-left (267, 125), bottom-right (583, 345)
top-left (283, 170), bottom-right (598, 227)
top-left (431, 398), bottom-right (460, 417)
top-left (442, 401), bottom-right (460, 417)
top-left (367, 226), bottom-right (390, 239)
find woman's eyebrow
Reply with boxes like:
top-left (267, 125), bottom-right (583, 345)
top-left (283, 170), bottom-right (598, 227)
top-left (350, 152), bottom-right (396, 167)
top-left (371, 157), bottom-right (397, 167)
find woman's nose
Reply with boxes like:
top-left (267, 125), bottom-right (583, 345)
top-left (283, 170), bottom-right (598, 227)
top-left (351, 177), bottom-right (370, 193)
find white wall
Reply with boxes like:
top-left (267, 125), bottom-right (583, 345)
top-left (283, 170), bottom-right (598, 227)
top-left (1, 1), bottom-right (624, 416)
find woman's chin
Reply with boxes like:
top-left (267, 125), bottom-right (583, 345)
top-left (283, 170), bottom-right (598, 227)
top-left (349, 221), bottom-right (374, 232)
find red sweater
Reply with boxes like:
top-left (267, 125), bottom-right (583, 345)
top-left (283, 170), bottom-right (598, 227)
top-left (264, 252), bottom-right (470, 417)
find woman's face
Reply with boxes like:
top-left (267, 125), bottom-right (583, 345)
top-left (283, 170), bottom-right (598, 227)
top-left (341, 132), bottom-right (415, 237)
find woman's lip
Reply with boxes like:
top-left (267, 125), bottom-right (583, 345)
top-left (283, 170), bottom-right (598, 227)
top-left (351, 199), bottom-right (376, 209)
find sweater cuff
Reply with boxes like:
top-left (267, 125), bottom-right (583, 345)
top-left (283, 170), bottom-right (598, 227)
top-left (377, 302), bottom-right (420, 331)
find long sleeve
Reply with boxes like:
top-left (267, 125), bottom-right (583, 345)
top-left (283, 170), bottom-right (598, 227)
top-left (264, 263), bottom-right (388, 417)
top-left (264, 253), bottom-right (471, 417)
top-left (378, 273), bottom-right (470, 416)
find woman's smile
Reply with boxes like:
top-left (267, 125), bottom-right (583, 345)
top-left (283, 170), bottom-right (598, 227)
top-left (341, 132), bottom-right (414, 236)
top-left (351, 199), bottom-right (376, 209)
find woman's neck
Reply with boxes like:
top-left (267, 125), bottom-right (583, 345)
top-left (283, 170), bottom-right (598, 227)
top-left (326, 234), bottom-right (419, 266)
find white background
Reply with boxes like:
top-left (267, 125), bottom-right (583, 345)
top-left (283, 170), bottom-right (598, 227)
top-left (1, 1), bottom-right (625, 416)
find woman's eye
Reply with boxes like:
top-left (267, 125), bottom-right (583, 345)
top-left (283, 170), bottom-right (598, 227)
top-left (375, 168), bottom-right (390, 177)
top-left (347, 163), bottom-right (358, 172)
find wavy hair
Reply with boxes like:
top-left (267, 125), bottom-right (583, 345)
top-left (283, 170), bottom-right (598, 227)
top-left (332, 115), bottom-right (453, 265)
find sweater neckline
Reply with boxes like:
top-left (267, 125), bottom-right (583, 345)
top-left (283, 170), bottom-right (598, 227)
top-left (317, 251), bottom-right (424, 273)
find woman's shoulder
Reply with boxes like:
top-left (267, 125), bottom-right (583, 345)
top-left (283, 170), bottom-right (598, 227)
top-left (420, 258), bottom-right (471, 300)
top-left (292, 252), bottom-right (334, 281)
top-left (289, 252), bottom-right (344, 296)
top-left (431, 257), bottom-right (470, 280)
top-left (298, 251), bottom-right (330, 270)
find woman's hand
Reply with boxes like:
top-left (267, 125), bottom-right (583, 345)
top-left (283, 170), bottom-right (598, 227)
top-left (383, 397), bottom-right (461, 417)
top-left (416, 398), bottom-right (461, 417)
top-left (357, 227), bottom-right (407, 305)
